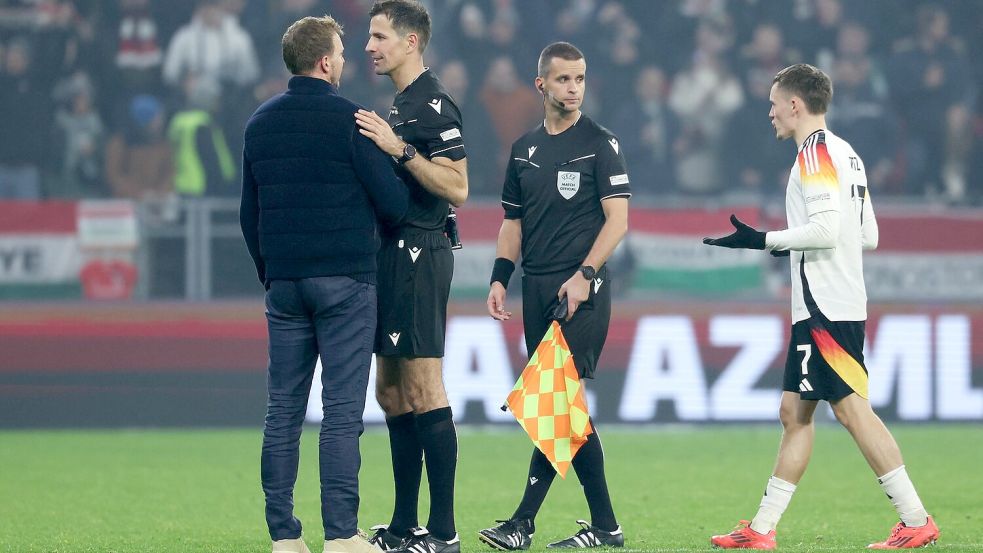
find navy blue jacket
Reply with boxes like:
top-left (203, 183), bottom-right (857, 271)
top-left (240, 76), bottom-right (407, 285)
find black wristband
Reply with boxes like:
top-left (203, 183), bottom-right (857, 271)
top-left (490, 257), bottom-right (515, 289)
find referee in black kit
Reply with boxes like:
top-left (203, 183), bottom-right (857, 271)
top-left (353, 1), bottom-right (467, 553)
top-left (479, 42), bottom-right (630, 550)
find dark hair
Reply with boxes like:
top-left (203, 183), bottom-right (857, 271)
top-left (369, 0), bottom-right (432, 53)
top-left (773, 63), bottom-right (833, 115)
top-left (281, 15), bottom-right (344, 75)
top-left (537, 42), bottom-right (585, 78)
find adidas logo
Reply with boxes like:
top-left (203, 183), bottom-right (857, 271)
top-left (428, 98), bottom-right (442, 114)
top-left (409, 247), bottom-right (422, 263)
top-left (529, 477), bottom-right (538, 486)
top-left (528, 145), bottom-right (537, 158)
top-left (388, 332), bottom-right (401, 346)
top-left (799, 378), bottom-right (814, 392)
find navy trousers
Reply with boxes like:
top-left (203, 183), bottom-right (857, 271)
top-left (261, 277), bottom-right (376, 541)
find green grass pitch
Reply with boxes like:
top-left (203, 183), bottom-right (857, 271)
top-left (1, 425), bottom-right (981, 552)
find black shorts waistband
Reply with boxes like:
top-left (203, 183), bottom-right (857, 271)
top-left (383, 227), bottom-right (450, 248)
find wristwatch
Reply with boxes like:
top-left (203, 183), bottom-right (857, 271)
top-left (396, 143), bottom-right (417, 165)
top-left (579, 265), bottom-right (596, 280)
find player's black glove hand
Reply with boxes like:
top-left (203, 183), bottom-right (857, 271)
top-left (770, 249), bottom-right (790, 257)
top-left (703, 214), bottom-right (766, 250)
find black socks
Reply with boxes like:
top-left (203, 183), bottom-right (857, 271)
top-left (416, 406), bottom-right (458, 540)
top-left (386, 412), bottom-right (421, 537)
top-left (571, 424), bottom-right (618, 532)
top-left (512, 421), bottom-right (617, 532)
top-left (512, 447), bottom-right (556, 527)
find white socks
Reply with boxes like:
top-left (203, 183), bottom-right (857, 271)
top-left (750, 476), bottom-right (797, 534)
top-left (878, 465), bottom-right (928, 527)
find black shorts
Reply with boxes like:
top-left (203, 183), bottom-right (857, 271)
top-left (375, 228), bottom-right (454, 357)
top-left (783, 314), bottom-right (869, 401)
top-left (521, 266), bottom-right (612, 379)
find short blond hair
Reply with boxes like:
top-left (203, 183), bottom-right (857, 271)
top-left (282, 15), bottom-right (344, 75)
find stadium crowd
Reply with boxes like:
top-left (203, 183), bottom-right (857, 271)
top-left (0, 0), bottom-right (980, 204)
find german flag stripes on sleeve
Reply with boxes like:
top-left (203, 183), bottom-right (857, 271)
top-left (798, 131), bottom-right (840, 216)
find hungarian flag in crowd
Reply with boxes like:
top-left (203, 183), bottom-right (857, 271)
top-left (505, 321), bottom-right (593, 478)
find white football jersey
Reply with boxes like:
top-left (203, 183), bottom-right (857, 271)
top-left (786, 129), bottom-right (875, 323)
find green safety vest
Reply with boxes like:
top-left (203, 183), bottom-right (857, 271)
top-left (168, 109), bottom-right (236, 196)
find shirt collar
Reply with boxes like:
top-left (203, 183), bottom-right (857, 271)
top-left (287, 75), bottom-right (338, 95)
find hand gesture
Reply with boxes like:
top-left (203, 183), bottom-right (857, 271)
top-left (702, 214), bottom-right (766, 250)
top-left (355, 109), bottom-right (404, 157)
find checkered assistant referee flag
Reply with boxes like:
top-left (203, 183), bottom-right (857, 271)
top-left (504, 318), bottom-right (593, 478)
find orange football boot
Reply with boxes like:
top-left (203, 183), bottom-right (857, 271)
top-left (868, 516), bottom-right (940, 549)
top-left (711, 520), bottom-right (776, 550)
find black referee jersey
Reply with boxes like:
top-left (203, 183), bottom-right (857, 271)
top-left (387, 68), bottom-right (467, 232)
top-left (501, 114), bottom-right (631, 275)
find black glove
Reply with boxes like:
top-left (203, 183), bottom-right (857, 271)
top-left (703, 214), bottom-right (766, 250)
top-left (770, 249), bottom-right (790, 257)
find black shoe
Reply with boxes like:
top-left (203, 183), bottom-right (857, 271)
top-left (392, 527), bottom-right (460, 553)
top-left (368, 525), bottom-right (405, 551)
top-left (478, 518), bottom-right (534, 550)
top-left (546, 520), bottom-right (624, 548)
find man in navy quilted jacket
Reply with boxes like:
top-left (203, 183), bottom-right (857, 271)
top-left (240, 14), bottom-right (408, 553)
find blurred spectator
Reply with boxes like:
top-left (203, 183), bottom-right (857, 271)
top-left (446, 1), bottom-right (493, 82)
top-left (485, 1), bottom-right (537, 69)
top-left (827, 23), bottom-right (898, 191)
top-left (798, 0), bottom-right (846, 71)
top-left (0, 38), bottom-right (47, 199)
top-left (726, 23), bottom-right (798, 194)
top-left (105, 94), bottom-right (174, 202)
top-left (479, 55), bottom-right (541, 167)
top-left (835, 21), bottom-right (887, 96)
top-left (669, 19), bottom-right (744, 194)
top-left (167, 76), bottom-right (236, 198)
top-left (161, 0), bottom-right (259, 95)
top-left (53, 71), bottom-right (105, 197)
top-left (440, 58), bottom-right (496, 195)
top-left (595, 1), bottom-right (641, 117)
top-left (162, 0), bottom-right (259, 159)
top-left (553, 0), bottom-right (597, 48)
top-left (612, 65), bottom-right (678, 197)
top-left (111, 0), bottom-right (164, 95)
top-left (888, 3), bottom-right (976, 200)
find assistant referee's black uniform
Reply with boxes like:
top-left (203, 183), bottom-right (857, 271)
top-left (375, 69), bottom-right (466, 357)
top-left (502, 114), bottom-right (631, 378)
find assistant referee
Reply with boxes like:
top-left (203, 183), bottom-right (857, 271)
top-left (480, 42), bottom-right (630, 551)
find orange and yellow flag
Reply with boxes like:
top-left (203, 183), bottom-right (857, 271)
top-left (505, 321), bottom-right (593, 478)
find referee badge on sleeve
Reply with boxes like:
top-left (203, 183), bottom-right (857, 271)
top-left (557, 171), bottom-right (581, 199)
